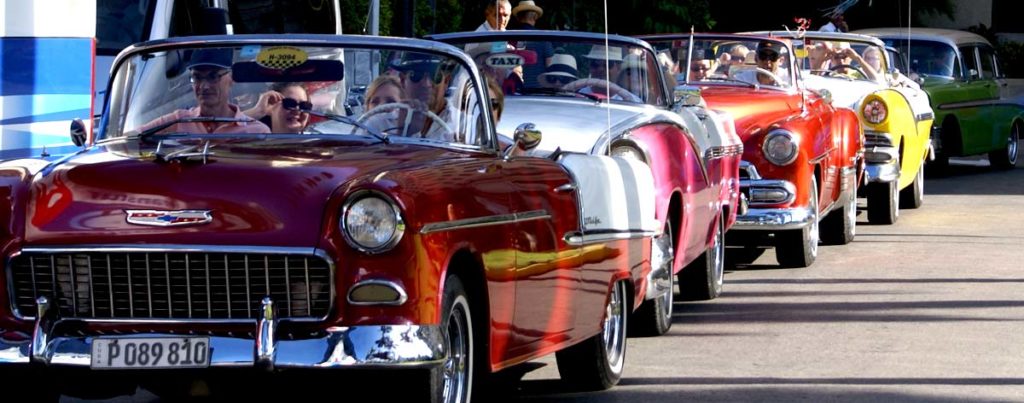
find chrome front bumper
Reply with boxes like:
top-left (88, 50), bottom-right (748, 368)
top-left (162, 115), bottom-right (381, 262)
top-left (0, 297), bottom-right (445, 369)
top-left (864, 131), bottom-right (899, 183)
top-left (731, 206), bottom-right (815, 230)
top-left (865, 161), bottom-right (900, 183)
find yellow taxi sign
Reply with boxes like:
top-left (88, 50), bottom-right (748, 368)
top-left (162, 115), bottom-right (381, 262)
top-left (256, 46), bottom-right (308, 70)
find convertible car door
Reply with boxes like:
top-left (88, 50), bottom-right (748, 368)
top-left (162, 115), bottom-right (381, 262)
top-left (500, 155), bottom-right (582, 354)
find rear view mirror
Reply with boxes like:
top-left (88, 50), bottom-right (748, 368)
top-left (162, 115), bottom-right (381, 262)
top-left (231, 60), bottom-right (345, 83)
top-left (70, 118), bottom-right (87, 147)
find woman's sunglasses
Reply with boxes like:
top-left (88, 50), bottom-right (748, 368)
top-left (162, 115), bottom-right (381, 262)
top-left (282, 97), bottom-right (313, 111)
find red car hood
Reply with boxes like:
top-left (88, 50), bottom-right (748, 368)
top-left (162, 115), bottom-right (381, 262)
top-left (24, 139), bottom-right (440, 247)
top-left (700, 86), bottom-right (803, 144)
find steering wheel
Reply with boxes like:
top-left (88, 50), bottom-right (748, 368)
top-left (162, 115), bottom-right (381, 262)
top-left (729, 67), bottom-right (786, 87)
top-left (356, 102), bottom-right (453, 138)
top-left (561, 78), bottom-right (638, 101)
top-left (828, 64), bottom-right (869, 79)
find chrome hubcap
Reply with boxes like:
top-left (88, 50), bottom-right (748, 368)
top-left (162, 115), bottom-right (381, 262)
top-left (847, 185), bottom-right (857, 237)
top-left (1009, 127), bottom-right (1019, 164)
top-left (442, 303), bottom-right (469, 403)
top-left (710, 218), bottom-right (724, 290)
top-left (602, 282), bottom-right (625, 374)
top-left (652, 227), bottom-right (674, 320)
top-left (808, 183), bottom-right (819, 257)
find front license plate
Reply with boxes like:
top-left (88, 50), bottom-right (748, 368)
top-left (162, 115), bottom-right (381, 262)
top-left (91, 337), bottom-right (211, 369)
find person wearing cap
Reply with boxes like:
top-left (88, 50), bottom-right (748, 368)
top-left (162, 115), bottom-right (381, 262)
top-left (538, 53), bottom-right (578, 89)
top-left (570, 44), bottom-right (629, 99)
top-left (140, 48), bottom-right (270, 134)
top-left (476, 0), bottom-right (512, 32)
top-left (365, 52), bottom-right (458, 141)
top-left (733, 41), bottom-right (789, 87)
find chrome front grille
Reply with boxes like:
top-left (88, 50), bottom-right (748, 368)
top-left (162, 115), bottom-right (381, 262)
top-left (865, 132), bottom-right (894, 148)
top-left (9, 251), bottom-right (332, 320)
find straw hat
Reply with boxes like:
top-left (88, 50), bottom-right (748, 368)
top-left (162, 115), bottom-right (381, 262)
top-left (583, 45), bottom-right (623, 61)
top-left (512, 0), bottom-right (543, 17)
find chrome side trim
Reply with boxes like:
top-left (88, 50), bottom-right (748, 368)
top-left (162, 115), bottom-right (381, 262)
top-left (809, 148), bottom-right (834, 165)
top-left (553, 183), bottom-right (577, 193)
top-left (420, 209), bottom-right (550, 234)
top-left (936, 98), bottom-right (1002, 111)
top-left (346, 279), bottom-right (409, 306)
top-left (563, 229), bottom-right (658, 246)
top-left (915, 112), bottom-right (935, 122)
top-left (1, 325), bottom-right (447, 369)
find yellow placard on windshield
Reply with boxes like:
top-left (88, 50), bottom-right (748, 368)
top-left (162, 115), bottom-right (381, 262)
top-left (794, 48), bottom-right (809, 59)
top-left (256, 46), bottom-right (308, 70)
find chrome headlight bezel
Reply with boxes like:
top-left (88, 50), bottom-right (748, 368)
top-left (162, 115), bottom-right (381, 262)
top-left (610, 141), bottom-right (648, 165)
top-left (762, 129), bottom-right (799, 166)
top-left (863, 98), bottom-right (889, 125)
top-left (340, 190), bottom-right (406, 254)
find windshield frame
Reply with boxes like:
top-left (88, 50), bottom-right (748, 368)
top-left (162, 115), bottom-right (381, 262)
top-left (640, 33), bottom-right (800, 93)
top-left (98, 34), bottom-right (499, 153)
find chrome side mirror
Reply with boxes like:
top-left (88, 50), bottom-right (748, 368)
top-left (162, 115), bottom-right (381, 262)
top-left (968, 68), bottom-right (980, 80)
top-left (505, 123), bottom-right (541, 158)
top-left (818, 88), bottom-right (833, 104)
top-left (70, 118), bottom-right (87, 147)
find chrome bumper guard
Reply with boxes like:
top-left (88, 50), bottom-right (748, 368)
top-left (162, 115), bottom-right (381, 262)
top-left (644, 229), bottom-right (672, 301)
top-left (865, 161), bottom-right (900, 184)
top-left (735, 161), bottom-right (808, 230)
top-left (1, 297), bottom-right (446, 369)
top-left (731, 206), bottom-right (815, 230)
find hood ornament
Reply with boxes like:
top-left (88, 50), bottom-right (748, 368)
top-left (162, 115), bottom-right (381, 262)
top-left (125, 210), bottom-right (213, 227)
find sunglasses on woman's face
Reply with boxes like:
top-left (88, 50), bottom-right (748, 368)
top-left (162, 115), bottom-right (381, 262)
top-left (281, 97), bottom-right (312, 111)
top-left (490, 98), bottom-right (501, 110)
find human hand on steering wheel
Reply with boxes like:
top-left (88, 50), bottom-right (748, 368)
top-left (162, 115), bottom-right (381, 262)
top-left (561, 78), bottom-right (637, 101)
top-left (356, 101), bottom-right (453, 138)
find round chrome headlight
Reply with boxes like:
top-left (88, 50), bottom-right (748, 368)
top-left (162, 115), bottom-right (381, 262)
top-left (863, 98), bottom-right (888, 124)
top-left (762, 130), bottom-right (799, 166)
top-left (611, 144), bottom-right (647, 164)
top-left (341, 192), bottom-right (405, 253)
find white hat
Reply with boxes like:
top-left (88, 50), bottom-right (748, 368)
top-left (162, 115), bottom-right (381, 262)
top-left (583, 45), bottom-right (623, 61)
top-left (538, 53), bottom-right (578, 80)
top-left (512, 0), bottom-right (543, 17)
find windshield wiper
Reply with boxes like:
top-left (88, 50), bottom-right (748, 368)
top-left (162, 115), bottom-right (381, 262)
top-left (135, 116), bottom-right (259, 142)
top-left (519, 87), bottom-right (603, 102)
top-left (304, 110), bottom-right (390, 144)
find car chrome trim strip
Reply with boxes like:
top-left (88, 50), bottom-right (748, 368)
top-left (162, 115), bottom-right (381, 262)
top-left (420, 210), bottom-right (550, 234)
top-left (915, 112), bottom-right (935, 122)
top-left (705, 144), bottom-right (745, 160)
top-left (936, 98), bottom-right (1004, 111)
top-left (0, 324), bottom-right (447, 369)
top-left (563, 229), bottom-right (659, 246)
top-left (125, 209), bottom-right (213, 227)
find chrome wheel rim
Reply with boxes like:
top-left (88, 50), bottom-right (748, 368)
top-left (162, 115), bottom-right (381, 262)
top-left (602, 282), bottom-right (626, 374)
top-left (442, 300), bottom-right (470, 403)
top-left (916, 166), bottom-right (924, 201)
top-left (1009, 126), bottom-right (1019, 165)
top-left (847, 183), bottom-right (857, 237)
top-left (808, 181), bottom-right (819, 258)
top-left (710, 217), bottom-right (724, 291)
top-left (893, 179), bottom-right (900, 218)
top-left (652, 226), bottom-right (674, 322)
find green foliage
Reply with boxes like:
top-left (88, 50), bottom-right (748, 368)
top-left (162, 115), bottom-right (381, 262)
top-left (996, 41), bottom-right (1024, 78)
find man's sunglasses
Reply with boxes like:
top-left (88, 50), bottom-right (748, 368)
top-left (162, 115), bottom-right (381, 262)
top-left (189, 70), bottom-right (230, 84)
top-left (282, 97), bottom-right (313, 111)
top-left (406, 68), bottom-right (445, 84)
top-left (545, 75), bottom-right (574, 85)
top-left (690, 65), bottom-right (710, 72)
top-left (758, 51), bottom-right (780, 62)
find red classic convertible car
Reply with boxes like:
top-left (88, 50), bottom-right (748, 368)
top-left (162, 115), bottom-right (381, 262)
top-left (0, 35), bottom-right (660, 401)
top-left (429, 31), bottom-right (745, 336)
top-left (644, 34), bottom-right (863, 268)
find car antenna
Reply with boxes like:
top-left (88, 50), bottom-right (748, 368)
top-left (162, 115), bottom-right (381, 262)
top-left (686, 26), bottom-right (695, 85)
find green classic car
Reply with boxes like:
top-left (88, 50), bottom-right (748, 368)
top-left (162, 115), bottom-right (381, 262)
top-left (855, 28), bottom-right (1023, 170)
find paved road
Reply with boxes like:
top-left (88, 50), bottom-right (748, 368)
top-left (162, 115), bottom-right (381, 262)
top-left (63, 158), bottom-right (1024, 402)
top-left (504, 159), bottom-right (1024, 402)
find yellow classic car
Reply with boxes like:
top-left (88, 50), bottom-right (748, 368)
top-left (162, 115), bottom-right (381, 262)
top-left (757, 31), bottom-right (933, 224)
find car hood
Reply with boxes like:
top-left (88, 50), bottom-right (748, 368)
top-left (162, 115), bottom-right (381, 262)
top-left (698, 86), bottom-right (803, 143)
top-left (24, 138), bottom-right (445, 247)
top-left (498, 97), bottom-right (646, 155)
top-left (801, 74), bottom-right (877, 110)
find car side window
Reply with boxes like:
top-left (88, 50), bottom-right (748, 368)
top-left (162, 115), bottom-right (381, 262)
top-left (960, 46), bottom-right (980, 80)
top-left (978, 46), bottom-right (997, 79)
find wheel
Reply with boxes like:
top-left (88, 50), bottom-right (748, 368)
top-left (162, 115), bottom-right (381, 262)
top-left (866, 179), bottom-right (898, 225)
top-left (988, 123), bottom-right (1019, 170)
top-left (679, 213), bottom-right (725, 300)
top-left (821, 177), bottom-right (857, 245)
top-left (425, 276), bottom-right (473, 403)
top-left (630, 222), bottom-right (674, 336)
top-left (555, 280), bottom-right (627, 391)
top-left (900, 162), bottom-right (924, 209)
top-left (775, 175), bottom-right (819, 268)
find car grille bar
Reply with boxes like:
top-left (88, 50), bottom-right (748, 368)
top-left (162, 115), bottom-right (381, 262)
top-left (865, 131), bottom-right (894, 148)
top-left (9, 251), bottom-right (332, 320)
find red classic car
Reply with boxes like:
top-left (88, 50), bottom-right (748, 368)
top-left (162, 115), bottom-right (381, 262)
top-left (428, 31), bottom-right (745, 336)
top-left (0, 36), bottom-right (660, 401)
top-left (644, 34), bottom-right (863, 268)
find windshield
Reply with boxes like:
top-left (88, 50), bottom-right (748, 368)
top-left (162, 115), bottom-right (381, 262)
top-left (648, 37), bottom-right (795, 90)
top-left (790, 39), bottom-right (886, 84)
top-left (436, 36), bottom-right (667, 106)
top-left (102, 43), bottom-right (492, 148)
top-left (881, 39), bottom-right (958, 78)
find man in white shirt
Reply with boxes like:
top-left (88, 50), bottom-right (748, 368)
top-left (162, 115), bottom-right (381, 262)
top-left (819, 13), bottom-right (848, 32)
top-left (476, 0), bottom-right (511, 32)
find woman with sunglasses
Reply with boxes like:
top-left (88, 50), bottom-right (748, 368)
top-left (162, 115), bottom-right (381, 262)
top-left (244, 82), bottom-right (311, 133)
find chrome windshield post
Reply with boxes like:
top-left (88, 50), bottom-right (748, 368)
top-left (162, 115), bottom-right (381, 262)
top-left (30, 296), bottom-right (58, 364)
top-left (255, 296), bottom-right (277, 370)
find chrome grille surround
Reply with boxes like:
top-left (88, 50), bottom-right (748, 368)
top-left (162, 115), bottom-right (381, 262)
top-left (7, 246), bottom-right (334, 322)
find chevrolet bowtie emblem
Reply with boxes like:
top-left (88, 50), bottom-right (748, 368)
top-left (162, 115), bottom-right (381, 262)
top-left (125, 210), bottom-right (213, 227)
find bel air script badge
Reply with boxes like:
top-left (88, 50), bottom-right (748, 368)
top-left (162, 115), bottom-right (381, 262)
top-left (125, 210), bottom-right (213, 227)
